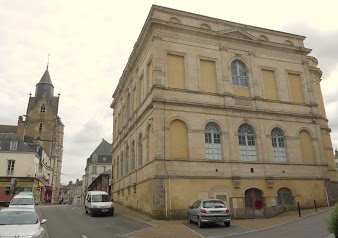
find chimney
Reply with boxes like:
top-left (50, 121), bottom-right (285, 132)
top-left (16, 116), bottom-right (26, 140)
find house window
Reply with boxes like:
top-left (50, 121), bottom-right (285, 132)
top-left (38, 123), bottom-right (43, 134)
top-left (40, 104), bottom-right (46, 113)
top-left (10, 141), bottom-right (18, 151)
top-left (131, 140), bottom-right (135, 171)
top-left (205, 122), bottom-right (222, 160)
top-left (277, 188), bottom-right (294, 206)
top-left (102, 166), bottom-right (106, 172)
top-left (92, 166), bottom-right (97, 174)
top-left (92, 154), bottom-right (98, 162)
top-left (125, 145), bottom-right (129, 175)
top-left (271, 128), bottom-right (287, 162)
top-left (238, 124), bottom-right (257, 161)
top-left (138, 134), bottom-right (143, 167)
top-left (231, 60), bottom-right (248, 87)
top-left (7, 160), bottom-right (15, 175)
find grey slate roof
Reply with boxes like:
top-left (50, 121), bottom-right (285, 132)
top-left (0, 133), bottom-right (34, 152)
top-left (0, 125), bottom-right (17, 133)
top-left (87, 139), bottom-right (112, 163)
top-left (37, 68), bottom-right (53, 86)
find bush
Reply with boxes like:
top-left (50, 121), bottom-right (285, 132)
top-left (327, 205), bottom-right (338, 235)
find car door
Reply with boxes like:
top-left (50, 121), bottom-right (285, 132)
top-left (190, 200), bottom-right (201, 221)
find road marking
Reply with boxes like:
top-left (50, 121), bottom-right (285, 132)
top-left (82, 235), bottom-right (88, 238)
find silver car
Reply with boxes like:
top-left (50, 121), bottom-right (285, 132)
top-left (0, 207), bottom-right (47, 238)
top-left (188, 198), bottom-right (231, 228)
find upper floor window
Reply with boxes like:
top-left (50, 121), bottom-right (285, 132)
top-left (10, 141), bottom-right (18, 151)
top-left (231, 60), bottom-right (248, 87)
top-left (40, 104), bottom-right (46, 113)
top-left (138, 134), bottom-right (143, 167)
top-left (92, 166), bottom-right (97, 174)
top-left (7, 160), bottom-right (15, 175)
top-left (205, 122), bottom-right (222, 160)
top-left (238, 124), bottom-right (257, 161)
top-left (271, 128), bottom-right (287, 162)
top-left (38, 123), bottom-right (43, 134)
top-left (92, 154), bottom-right (98, 163)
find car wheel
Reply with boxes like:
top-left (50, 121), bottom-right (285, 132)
top-left (198, 217), bottom-right (204, 228)
top-left (224, 221), bottom-right (230, 227)
top-left (85, 206), bottom-right (88, 214)
top-left (188, 214), bottom-right (193, 223)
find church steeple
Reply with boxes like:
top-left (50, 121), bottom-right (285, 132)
top-left (35, 67), bottom-right (54, 100)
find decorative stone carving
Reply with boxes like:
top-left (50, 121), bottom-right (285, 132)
top-left (266, 179), bottom-right (274, 188)
top-left (235, 98), bottom-right (253, 107)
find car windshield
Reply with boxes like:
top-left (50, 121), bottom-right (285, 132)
top-left (92, 195), bottom-right (110, 202)
top-left (10, 198), bottom-right (34, 205)
top-left (203, 200), bottom-right (226, 208)
top-left (0, 211), bottom-right (38, 225)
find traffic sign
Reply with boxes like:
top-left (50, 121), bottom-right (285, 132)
top-left (98, 185), bottom-right (102, 190)
top-left (36, 186), bottom-right (41, 191)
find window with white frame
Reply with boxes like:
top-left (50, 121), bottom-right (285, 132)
top-left (271, 128), bottom-right (287, 162)
top-left (10, 141), bottom-right (18, 151)
top-left (205, 122), bottom-right (222, 160)
top-left (238, 124), bottom-right (257, 161)
top-left (92, 166), bottom-right (97, 174)
top-left (231, 60), bottom-right (248, 87)
top-left (7, 160), bottom-right (15, 175)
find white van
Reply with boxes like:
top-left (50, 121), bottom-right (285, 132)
top-left (9, 194), bottom-right (35, 209)
top-left (85, 191), bottom-right (114, 217)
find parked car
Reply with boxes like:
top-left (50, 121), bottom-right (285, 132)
top-left (0, 207), bottom-right (47, 237)
top-left (188, 198), bottom-right (231, 228)
top-left (9, 194), bottom-right (35, 209)
top-left (85, 191), bottom-right (114, 217)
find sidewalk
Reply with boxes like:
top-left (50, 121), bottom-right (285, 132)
top-left (114, 204), bottom-right (334, 238)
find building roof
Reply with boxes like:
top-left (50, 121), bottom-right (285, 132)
top-left (0, 125), bottom-right (17, 133)
top-left (87, 139), bottom-right (112, 163)
top-left (0, 133), bottom-right (34, 152)
top-left (37, 68), bottom-right (53, 86)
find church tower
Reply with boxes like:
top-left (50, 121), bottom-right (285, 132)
top-left (25, 65), bottom-right (64, 204)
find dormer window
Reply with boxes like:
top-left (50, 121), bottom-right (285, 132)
top-left (40, 104), bottom-right (46, 113)
top-left (92, 154), bottom-right (98, 163)
top-left (10, 141), bottom-right (18, 151)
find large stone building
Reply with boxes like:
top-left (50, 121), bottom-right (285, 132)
top-left (110, 5), bottom-right (337, 219)
top-left (24, 66), bottom-right (64, 204)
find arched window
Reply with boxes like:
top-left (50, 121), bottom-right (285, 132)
top-left (116, 157), bottom-right (119, 179)
top-left (231, 60), bottom-right (248, 87)
top-left (38, 123), bottom-right (43, 134)
top-left (131, 140), bottom-right (135, 171)
top-left (285, 40), bottom-right (293, 46)
top-left (205, 122), bottom-right (222, 160)
top-left (200, 23), bottom-right (211, 30)
top-left (169, 120), bottom-right (189, 159)
top-left (271, 128), bottom-right (287, 162)
top-left (169, 17), bottom-right (180, 24)
top-left (259, 35), bottom-right (269, 41)
top-left (126, 92), bottom-right (131, 120)
top-left (138, 134), bottom-right (143, 167)
top-left (40, 104), bottom-right (46, 113)
top-left (121, 152), bottom-right (124, 177)
top-left (125, 145), bottom-right (129, 175)
top-left (238, 124), bottom-right (257, 161)
top-left (299, 130), bottom-right (315, 164)
top-left (277, 188), bottom-right (294, 206)
top-left (245, 188), bottom-right (263, 208)
top-left (147, 125), bottom-right (153, 163)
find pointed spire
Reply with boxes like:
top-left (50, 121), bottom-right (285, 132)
top-left (47, 53), bottom-right (50, 69)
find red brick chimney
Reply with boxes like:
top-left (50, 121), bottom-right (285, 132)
top-left (16, 116), bottom-right (26, 140)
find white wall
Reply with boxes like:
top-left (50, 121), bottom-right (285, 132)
top-left (0, 152), bottom-right (39, 177)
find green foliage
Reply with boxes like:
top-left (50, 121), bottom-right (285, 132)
top-left (327, 205), bottom-right (338, 234)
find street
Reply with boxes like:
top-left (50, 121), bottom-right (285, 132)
top-left (36, 205), bottom-right (334, 238)
top-left (37, 205), bottom-right (153, 238)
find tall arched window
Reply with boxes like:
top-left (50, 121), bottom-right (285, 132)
top-left (271, 128), bottom-right (287, 162)
top-left (238, 124), bottom-right (257, 161)
top-left (126, 92), bottom-right (131, 120)
top-left (38, 123), bottom-right (43, 134)
top-left (138, 134), bottom-right (143, 167)
top-left (131, 140), bottom-right (135, 171)
top-left (116, 157), bottom-right (119, 179)
top-left (231, 60), bottom-right (248, 87)
top-left (169, 120), bottom-right (189, 159)
top-left (277, 188), bottom-right (294, 206)
top-left (125, 145), bottom-right (129, 175)
top-left (245, 188), bottom-right (263, 208)
top-left (147, 125), bottom-right (153, 163)
top-left (40, 104), bottom-right (46, 113)
top-left (121, 152), bottom-right (124, 177)
top-left (205, 122), bottom-right (222, 160)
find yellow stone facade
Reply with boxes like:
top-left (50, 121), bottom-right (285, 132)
top-left (111, 5), bottom-right (337, 219)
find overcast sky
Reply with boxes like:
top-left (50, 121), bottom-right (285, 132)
top-left (1, 1), bottom-right (337, 184)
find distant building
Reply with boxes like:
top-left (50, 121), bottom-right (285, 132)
top-left (63, 179), bottom-right (83, 205)
top-left (84, 139), bottom-right (112, 195)
top-left (111, 5), bottom-right (338, 219)
top-left (335, 149), bottom-right (338, 168)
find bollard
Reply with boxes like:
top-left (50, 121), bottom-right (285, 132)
top-left (314, 200), bottom-right (317, 212)
top-left (297, 202), bottom-right (301, 217)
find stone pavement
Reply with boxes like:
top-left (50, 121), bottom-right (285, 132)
top-left (114, 204), bottom-right (335, 238)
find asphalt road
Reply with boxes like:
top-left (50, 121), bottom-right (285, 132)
top-left (37, 204), bottom-right (153, 238)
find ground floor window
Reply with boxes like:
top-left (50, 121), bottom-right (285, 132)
top-left (277, 188), bottom-right (294, 206)
top-left (245, 188), bottom-right (263, 208)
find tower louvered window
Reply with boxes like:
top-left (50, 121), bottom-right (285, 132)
top-left (40, 104), bottom-right (46, 113)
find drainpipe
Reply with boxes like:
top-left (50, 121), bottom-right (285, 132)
top-left (324, 186), bottom-right (330, 207)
